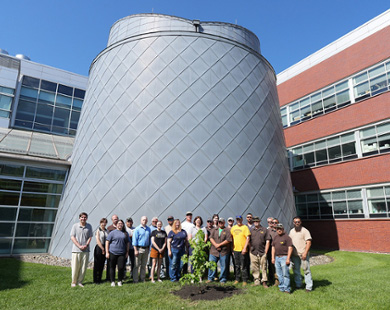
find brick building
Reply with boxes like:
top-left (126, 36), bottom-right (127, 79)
top-left (277, 10), bottom-right (390, 253)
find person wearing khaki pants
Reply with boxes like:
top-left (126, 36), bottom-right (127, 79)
top-left (249, 216), bottom-right (271, 287)
top-left (132, 216), bottom-right (151, 283)
top-left (70, 212), bottom-right (93, 287)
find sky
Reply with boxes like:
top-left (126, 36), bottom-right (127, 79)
top-left (1, 1), bottom-right (389, 77)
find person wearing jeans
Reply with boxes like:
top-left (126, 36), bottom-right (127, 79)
top-left (272, 223), bottom-right (293, 294)
top-left (289, 217), bottom-right (313, 292)
top-left (207, 218), bottom-right (231, 283)
top-left (169, 247), bottom-right (185, 281)
top-left (168, 219), bottom-right (188, 282)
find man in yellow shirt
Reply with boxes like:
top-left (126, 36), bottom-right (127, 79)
top-left (231, 215), bottom-right (251, 286)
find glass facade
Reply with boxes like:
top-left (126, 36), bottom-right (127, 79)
top-left (14, 76), bottom-right (85, 136)
top-left (0, 86), bottom-right (15, 119)
top-left (0, 162), bottom-right (67, 254)
top-left (296, 184), bottom-right (390, 219)
top-left (281, 59), bottom-right (390, 128)
top-left (288, 120), bottom-right (390, 171)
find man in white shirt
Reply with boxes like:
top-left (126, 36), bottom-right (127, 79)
top-left (180, 211), bottom-right (194, 274)
top-left (181, 211), bottom-right (195, 233)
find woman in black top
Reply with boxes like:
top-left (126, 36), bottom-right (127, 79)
top-left (150, 220), bottom-right (167, 283)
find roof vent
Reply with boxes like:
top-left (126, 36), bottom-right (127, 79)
top-left (0, 49), bottom-right (9, 55)
top-left (15, 54), bottom-right (31, 60)
top-left (192, 20), bottom-right (201, 32)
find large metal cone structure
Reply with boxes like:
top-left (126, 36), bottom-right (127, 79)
top-left (50, 14), bottom-right (295, 258)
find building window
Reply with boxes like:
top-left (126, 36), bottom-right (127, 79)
top-left (353, 61), bottom-right (390, 101)
top-left (287, 80), bottom-right (350, 126)
top-left (281, 59), bottom-right (390, 128)
top-left (14, 76), bottom-right (85, 137)
top-left (360, 122), bottom-right (390, 156)
top-left (367, 186), bottom-right (390, 218)
top-left (0, 162), bottom-right (67, 255)
top-left (0, 86), bottom-right (15, 119)
top-left (290, 132), bottom-right (357, 170)
top-left (281, 106), bottom-right (287, 127)
top-left (295, 188), bottom-right (364, 220)
top-left (288, 120), bottom-right (390, 171)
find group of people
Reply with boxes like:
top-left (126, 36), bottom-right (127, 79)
top-left (70, 211), bottom-right (313, 294)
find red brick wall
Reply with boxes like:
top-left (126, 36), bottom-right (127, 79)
top-left (303, 219), bottom-right (390, 253)
top-left (278, 26), bottom-right (390, 106)
top-left (291, 154), bottom-right (390, 192)
top-left (284, 92), bottom-right (390, 147)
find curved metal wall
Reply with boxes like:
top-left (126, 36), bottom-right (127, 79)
top-left (50, 14), bottom-right (295, 258)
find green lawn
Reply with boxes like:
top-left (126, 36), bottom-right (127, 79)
top-left (0, 251), bottom-right (389, 310)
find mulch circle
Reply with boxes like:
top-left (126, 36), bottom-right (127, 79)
top-left (173, 284), bottom-right (242, 301)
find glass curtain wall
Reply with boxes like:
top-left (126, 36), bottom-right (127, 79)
top-left (14, 76), bottom-right (85, 136)
top-left (0, 161), bottom-right (67, 255)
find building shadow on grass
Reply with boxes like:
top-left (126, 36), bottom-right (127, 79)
top-left (0, 258), bottom-right (29, 291)
top-left (291, 279), bottom-right (332, 292)
top-left (313, 279), bottom-right (332, 289)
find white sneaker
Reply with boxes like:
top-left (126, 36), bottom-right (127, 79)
top-left (151, 280), bottom-right (155, 283)
top-left (111, 282), bottom-right (115, 287)
top-left (158, 279), bottom-right (163, 283)
top-left (118, 281), bottom-right (122, 286)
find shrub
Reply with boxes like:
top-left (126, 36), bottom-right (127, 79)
top-left (180, 229), bottom-right (217, 284)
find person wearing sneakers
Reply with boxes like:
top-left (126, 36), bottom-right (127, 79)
top-left (150, 220), bottom-right (167, 283)
top-left (70, 212), bottom-right (93, 287)
top-left (230, 215), bottom-right (251, 286)
top-left (272, 223), bottom-right (293, 294)
top-left (207, 218), bottom-right (232, 284)
top-left (106, 220), bottom-right (129, 287)
top-left (132, 216), bottom-right (151, 283)
top-left (249, 216), bottom-right (271, 288)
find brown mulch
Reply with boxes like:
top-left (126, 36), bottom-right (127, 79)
top-left (173, 284), bottom-right (242, 301)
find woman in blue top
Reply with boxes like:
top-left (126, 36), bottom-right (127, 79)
top-left (167, 219), bottom-right (188, 282)
top-left (105, 220), bottom-right (129, 287)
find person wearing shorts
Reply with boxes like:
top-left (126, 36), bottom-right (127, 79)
top-left (150, 220), bottom-right (167, 283)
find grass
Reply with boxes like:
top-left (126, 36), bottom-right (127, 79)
top-left (0, 251), bottom-right (389, 310)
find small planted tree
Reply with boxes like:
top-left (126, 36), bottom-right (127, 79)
top-left (180, 229), bottom-right (217, 284)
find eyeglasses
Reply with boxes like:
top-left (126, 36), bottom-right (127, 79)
top-left (294, 221), bottom-right (301, 224)
top-left (272, 221), bottom-right (278, 224)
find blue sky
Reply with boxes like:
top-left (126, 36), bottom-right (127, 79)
top-left (1, 1), bottom-right (389, 76)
